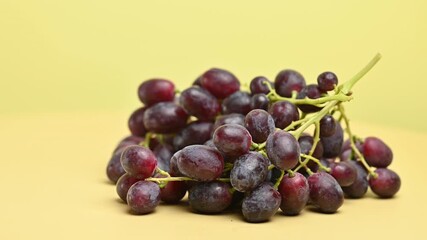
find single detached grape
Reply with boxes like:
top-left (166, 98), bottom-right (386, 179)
top-left (363, 137), bottom-right (393, 168)
top-left (242, 183), bottom-right (281, 223)
top-left (308, 172), bottom-right (344, 213)
top-left (266, 130), bottom-right (300, 170)
top-left (200, 68), bottom-right (240, 99)
top-left (188, 181), bottom-right (233, 214)
top-left (274, 69), bottom-right (306, 97)
top-left (278, 172), bottom-right (309, 215)
top-left (120, 145), bottom-right (157, 179)
top-left (127, 181), bottom-right (161, 214)
top-left (342, 161), bottom-right (368, 198)
top-left (369, 168), bottom-right (401, 198)
top-left (329, 161), bottom-right (357, 187)
top-left (213, 124), bottom-right (252, 158)
top-left (143, 102), bottom-right (189, 134)
top-left (245, 109), bottom-right (275, 143)
top-left (179, 86), bottom-right (220, 121)
top-left (128, 107), bottom-right (148, 137)
top-left (320, 115), bottom-right (336, 137)
top-left (213, 113), bottom-right (245, 131)
top-left (221, 91), bottom-right (252, 115)
top-left (250, 93), bottom-right (269, 111)
top-left (116, 173), bottom-right (142, 202)
top-left (317, 71), bottom-right (338, 92)
top-left (268, 101), bottom-right (299, 129)
top-left (321, 122), bottom-right (344, 158)
top-left (153, 143), bottom-right (174, 172)
top-left (297, 84), bottom-right (322, 113)
top-left (138, 79), bottom-right (175, 106)
top-left (173, 121), bottom-right (214, 150)
top-left (250, 76), bottom-right (272, 94)
top-left (230, 152), bottom-right (269, 192)
top-left (176, 145), bottom-right (224, 181)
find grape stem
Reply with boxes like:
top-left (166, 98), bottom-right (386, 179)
top-left (338, 104), bottom-right (378, 178)
top-left (145, 176), bottom-right (231, 183)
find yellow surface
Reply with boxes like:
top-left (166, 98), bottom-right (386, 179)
top-left (1, 0), bottom-right (427, 239)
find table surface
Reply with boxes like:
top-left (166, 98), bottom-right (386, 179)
top-left (0, 112), bottom-right (424, 240)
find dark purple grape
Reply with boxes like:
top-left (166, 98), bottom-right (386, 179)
top-left (213, 113), bottom-right (245, 131)
top-left (204, 139), bottom-right (216, 148)
top-left (114, 135), bottom-right (144, 154)
top-left (153, 144), bottom-right (174, 172)
top-left (274, 69), bottom-right (306, 97)
top-left (329, 161), bottom-right (357, 187)
top-left (169, 150), bottom-right (183, 177)
top-left (242, 183), bottom-right (281, 223)
top-left (308, 172), bottom-right (344, 213)
top-left (116, 174), bottom-right (142, 202)
top-left (188, 181), bottom-right (232, 213)
top-left (213, 124), bottom-right (252, 158)
top-left (128, 107), bottom-right (148, 137)
top-left (179, 87), bottom-right (220, 121)
top-left (298, 135), bottom-right (324, 159)
top-left (200, 68), bottom-right (240, 99)
top-left (269, 101), bottom-right (299, 129)
top-left (138, 79), bottom-right (175, 106)
top-left (321, 122), bottom-right (343, 158)
top-left (320, 115), bottom-right (336, 137)
top-left (230, 191), bottom-right (245, 209)
top-left (173, 121), bottom-right (214, 150)
top-left (221, 91), bottom-right (252, 115)
top-left (342, 161), bottom-right (368, 198)
top-left (106, 152), bottom-right (126, 183)
top-left (340, 139), bottom-right (364, 161)
top-left (278, 172), bottom-right (309, 215)
top-left (363, 137), bottom-right (393, 168)
top-left (176, 145), bottom-right (224, 181)
top-left (245, 109), bottom-right (275, 143)
top-left (250, 93), bottom-right (269, 111)
top-left (317, 72), bottom-right (338, 92)
top-left (297, 84), bottom-right (322, 113)
top-left (230, 152), bottom-right (269, 192)
top-left (143, 102), bottom-right (189, 134)
top-left (153, 173), bottom-right (188, 203)
top-left (127, 181), bottom-right (160, 214)
top-left (250, 76), bottom-right (272, 94)
top-left (369, 168), bottom-right (401, 198)
top-left (266, 130), bottom-right (300, 170)
top-left (120, 145), bottom-right (157, 179)
top-left (192, 76), bottom-right (202, 86)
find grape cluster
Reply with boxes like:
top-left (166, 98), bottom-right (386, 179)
top-left (105, 54), bottom-right (401, 222)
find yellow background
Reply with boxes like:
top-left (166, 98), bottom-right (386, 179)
top-left (0, 1), bottom-right (426, 239)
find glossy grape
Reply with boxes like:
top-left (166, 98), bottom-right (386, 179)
top-left (176, 145), bottom-right (224, 181)
top-left (128, 107), bottom-right (148, 137)
top-left (363, 137), bottom-right (393, 168)
top-left (120, 145), bottom-right (157, 179)
top-left (188, 181), bottom-right (232, 213)
top-left (242, 183), bottom-right (281, 223)
top-left (116, 173), bottom-right (142, 202)
top-left (369, 168), bottom-right (401, 198)
top-left (266, 130), bottom-right (300, 170)
top-left (200, 68), bottom-right (240, 99)
top-left (221, 91), bottom-right (252, 115)
top-left (250, 93), bottom-right (269, 111)
top-left (274, 69), bottom-right (306, 97)
top-left (106, 152), bottom-right (126, 184)
top-left (173, 121), bottom-right (214, 150)
top-left (342, 161), bottom-right (368, 198)
top-left (127, 181), bottom-right (161, 214)
top-left (320, 115), bottom-right (336, 137)
top-left (179, 86), bottom-right (220, 121)
top-left (138, 79), bottom-right (175, 106)
top-left (297, 84), bottom-right (322, 113)
top-left (250, 76), bottom-right (272, 94)
top-left (278, 172), bottom-right (309, 215)
top-left (143, 102), bottom-right (189, 134)
top-left (213, 113), bottom-right (245, 131)
top-left (308, 172), bottom-right (344, 213)
top-left (245, 109), bottom-right (275, 143)
top-left (321, 122), bottom-right (344, 158)
top-left (153, 144), bottom-right (174, 172)
top-left (268, 101), bottom-right (299, 129)
top-left (213, 124), bottom-right (252, 158)
top-left (317, 71), bottom-right (338, 92)
top-left (169, 150), bottom-right (183, 177)
top-left (230, 152), bottom-right (269, 192)
top-left (329, 161), bottom-right (357, 187)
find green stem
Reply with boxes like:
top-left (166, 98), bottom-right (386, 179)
top-left (300, 154), bottom-right (330, 172)
top-left (270, 92), bottom-right (352, 106)
top-left (284, 118), bottom-right (310, 131)
top-left (141, 132), bottom-right (153, 148)
top-left (145, 176), bottom-right (231, 183)
top-left (155, 167), bottom-right (171, 177)
top-left (273, 170), bottom-right (285, 189)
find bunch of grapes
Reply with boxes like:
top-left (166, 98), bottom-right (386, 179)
top-left (106, 54), bottom-right (401, 222)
